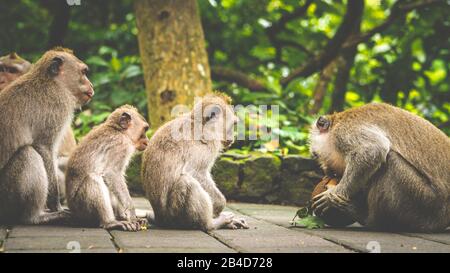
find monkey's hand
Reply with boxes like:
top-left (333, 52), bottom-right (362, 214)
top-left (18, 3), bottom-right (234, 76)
top-left (311, 186), bottom-right (354, 218)
top-left (136, 217), bottom-right (148, 227)
top-left (227, 217), bottom-right (249, 230)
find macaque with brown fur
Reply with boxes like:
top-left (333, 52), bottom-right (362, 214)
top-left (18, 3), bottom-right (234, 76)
top-left (0, 52), bottom-right (78, 203)
top-left (142, 94), bottom-right (249, 231)
top-left (0, 47), bottom-right (94, 224)
top-left (0, 52), bottom-right (31, 90)
top-left (310, 103), bottom-right (450, 232)
top-left (66, 105), bottom-right (150, 231)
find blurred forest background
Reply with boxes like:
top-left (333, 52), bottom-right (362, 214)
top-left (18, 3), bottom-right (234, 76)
top-left (0, 0), bottom-right (448, 157)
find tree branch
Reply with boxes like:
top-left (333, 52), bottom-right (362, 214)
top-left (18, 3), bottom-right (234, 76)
top-left (343, 0), bottom-right (442, 48)
top-left (267, 0), bottom-right (313, 34)
top-left (265, 0), bottom-right (313, 62)
top-left (211, 66), bottom-right (267, 92)
top-left (280, 0), bottom-right (364, 86)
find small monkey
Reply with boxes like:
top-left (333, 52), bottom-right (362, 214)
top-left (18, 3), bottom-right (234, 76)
top-left (0, 52), bottom-right (31, 91)
top-left (0, 47), bottom-right (94, 224)
top-left (66, 105), bottom-right (150, 231)
top-left (310, 103), bottom-right (450, 232)
top-left (0, 53), bottom-right (77, 203)
top-left (142, 94), bottom-right (249, 231)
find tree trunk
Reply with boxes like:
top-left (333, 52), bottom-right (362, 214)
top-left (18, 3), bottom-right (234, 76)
top-left (309, 62), bottom-right (336, 115)
top-left (328, 1), bottom-right (364, 113)
top-left (44, 0), bottom-right (71, 48)
top-left (134, 0), bottom-right (212, 129)
top-left (328, 47), bottom-right (357, 113)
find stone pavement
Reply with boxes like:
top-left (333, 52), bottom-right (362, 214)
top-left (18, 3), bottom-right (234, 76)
top-left (0, 197), bottom-right (449, 253)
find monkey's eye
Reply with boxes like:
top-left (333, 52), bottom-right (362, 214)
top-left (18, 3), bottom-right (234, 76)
top-left (82, 67), bottom-right (89, 75)
top-left (316, 116), bottom-right (331, 131)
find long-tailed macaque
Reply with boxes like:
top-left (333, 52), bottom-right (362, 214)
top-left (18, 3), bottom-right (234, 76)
top-left (310, 103), bottom-right (450, 232)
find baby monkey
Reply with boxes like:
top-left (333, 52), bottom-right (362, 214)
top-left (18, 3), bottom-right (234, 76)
top-left (142, 94), bottom-right (249, 231)
top-left (66, 105), bottom-right (150, 231)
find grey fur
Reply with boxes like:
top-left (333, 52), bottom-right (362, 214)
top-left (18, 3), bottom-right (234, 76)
top-left (66, 105), bottom-right (149, 231)
top-left (141, 94), bottom-right (249, 231)
top-left (0, 48), bottom-right (93, 224)
top-left (310, 103), bottom-right (450, 232)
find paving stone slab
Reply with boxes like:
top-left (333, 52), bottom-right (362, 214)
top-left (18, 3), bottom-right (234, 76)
top-left (6, 248), bottom-right (116, 253)
top-left (9, 225), bottom-right (108, 238)
top-left (210, 209), bottom-right (351, 253)
top-left (0, 226), bottom-right (7, 252)
top-left (123, 247), bottom-right (234, 253)
top-left (0, 226), bottom-right (7, 240)
top-left (229, 203), bottom-right (450, 253)
top-left (4, 235), bottom-right (116, 252)
top-left (111, 229), bottom-right (235, 253)
top-left (403, 230), bottom-right (450, 245)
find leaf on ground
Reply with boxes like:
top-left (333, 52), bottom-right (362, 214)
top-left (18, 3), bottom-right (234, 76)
top-left (295, 216), bottom-right (325, 229)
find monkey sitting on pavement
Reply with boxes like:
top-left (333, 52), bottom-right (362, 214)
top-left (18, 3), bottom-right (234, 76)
top-left (0, 47), bottom-right (93, 224)
top-left (142, 93), bottom-right (249, 231)
top-left (66, 105), bottom-right (150, 231)
top-left (310, 102), bottom-right (450, 232)
top-left (0, 52), bottom-right (78, 204)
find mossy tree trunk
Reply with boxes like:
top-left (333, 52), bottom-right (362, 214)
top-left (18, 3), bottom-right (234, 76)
top-left (134, 0), bottom-right (212, 129)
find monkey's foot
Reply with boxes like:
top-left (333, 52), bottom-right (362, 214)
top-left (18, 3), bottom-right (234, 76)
top-left (226, 217), bottom-right (249, 230)
top-left (311, 187), bottom-right (356, 218)
top-left (212, 212), bottom-right (234, 229)
top-left (102, 220), bottom-right (143, 232)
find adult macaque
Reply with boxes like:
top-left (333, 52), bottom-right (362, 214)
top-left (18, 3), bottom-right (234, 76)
top-left (0, 47), bottom-right (94, 224)
top-left (66, 105), bottom-right (149, 231)
top-left (0, 52), bottom-right (77, 203)
top-left (142, 94), bottom-right (249, 231)
top-left (310, 103), bottom-right (450, 232)
top-left (0, 52), bottom-right (31, 90)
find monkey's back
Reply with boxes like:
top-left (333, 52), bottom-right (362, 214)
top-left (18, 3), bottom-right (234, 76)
top-left (141, 118), bottom-right (188, 214)
top-left (333, 103), bottom-right (450, 190)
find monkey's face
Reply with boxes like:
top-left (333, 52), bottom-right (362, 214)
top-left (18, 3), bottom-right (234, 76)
top-left (0, 54), bottom-right (31, 91)
top-left (114, 107), bottom-right (150, 151)
top-left (53, 53), bottom-right (94, 106)
top-left (201, 99), bottom-right (237, 148)
top-left (0, 64), bottom-right (25, 91)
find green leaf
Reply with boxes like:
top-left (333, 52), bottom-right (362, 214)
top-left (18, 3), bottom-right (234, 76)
top-left (121, 65), bottom-right (142, 79)
top-left (296, 216), bottom-right (325, 229)
top-left (86, 56), bottom-right (109, 67)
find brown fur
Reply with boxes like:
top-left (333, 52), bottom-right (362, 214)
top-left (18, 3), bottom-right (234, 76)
top-left (0, 48), bottom-right (93, 224)
top-left (141, 94), bottom-right (248, 231)
top-left (66, 105), bottom-right (149, 231)
top-left (310, 102), bottom-right (450, 232)
top-left (0, 52), bottom-right (80, 203)
top-left (0, 52), bottom-right (31, 91)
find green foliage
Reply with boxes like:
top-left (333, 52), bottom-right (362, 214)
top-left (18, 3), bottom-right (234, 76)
top-left (1, 0), bottom-right (448, 147)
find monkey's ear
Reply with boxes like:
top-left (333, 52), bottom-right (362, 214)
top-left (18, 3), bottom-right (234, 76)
top-left (9, 52), bottom-right (18, 59)
top-left (48, 56), bottom-right (63, 77)
top-left (204, 105), bottom-right (221, 123)
top-left (119, 112), bottom-right (132, 129)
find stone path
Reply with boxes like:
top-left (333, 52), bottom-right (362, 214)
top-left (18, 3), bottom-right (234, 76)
top-left (0, 197), bottom-right (449, 253)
